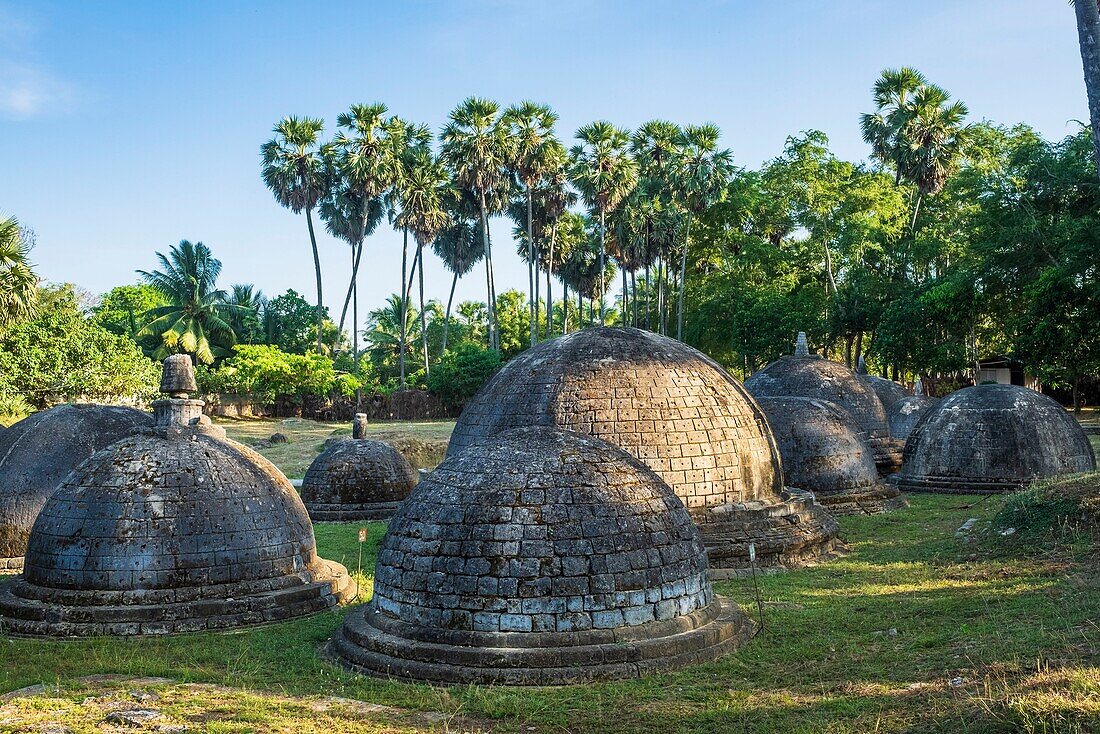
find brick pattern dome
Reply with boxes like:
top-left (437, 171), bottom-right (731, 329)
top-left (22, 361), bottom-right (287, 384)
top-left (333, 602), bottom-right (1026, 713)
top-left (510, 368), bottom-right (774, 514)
top-left (301, 437), bottom-right (417, 521)
top-left (0, 404), bottom-right (153, 570)
top-left (756, 397), bottom-right (907, 516)
top-left (891, 385), bottom-right (1097, 494)
top-left (887, 395), bottom-right (938, 442)
top-left (332, 427), bottom-right (751, 684)
top-left (444, 327), bottom-right (841, 574)
top-left (862, 375), bottom-right (909, 410)
top-left (0, 360), bottom-right (353, 636)
top-left (745, 355), bottom-right (902, 473)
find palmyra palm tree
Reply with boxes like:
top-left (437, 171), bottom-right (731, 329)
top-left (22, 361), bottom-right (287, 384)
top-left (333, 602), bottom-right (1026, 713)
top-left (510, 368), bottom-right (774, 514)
top-left (261, 116), bottom-right (329, 352)
top-left (674, 123), bottom-right (734, 340)
top-left (432, 213), bottom-right (484, 352)
top-left (395, 145), bottom-right (452, 374)
top-left (441, 98), bottom-right (513, 351)
top-left (0, 217), bottom-right (37, 330)
top-left (860, 67), bottom-right (926, 185)
top-left (1074, 0), bottom-right (1100, 174)
top-left (502, 101), bottom-right (560, 344)
top-left (326, 105), bottom-right (407, 343)
top-left (137, 240), bottom-right (246, 364)
top-left (570, 121), bottom-right (638, 324)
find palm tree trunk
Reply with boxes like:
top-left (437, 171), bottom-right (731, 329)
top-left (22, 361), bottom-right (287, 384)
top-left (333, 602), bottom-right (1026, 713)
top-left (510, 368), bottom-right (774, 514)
top-left (305, 207), bottom-right (323, 353)
top-left (621, 267), bottom-right (628, 327)
top-left (478, 191), bottom-right (498, 351)
top-left (598, 209), bottom-right (607, 324)
top-left (644, 260), bottom-right (652, 331)
top-left (909, 193), bottom-right (923, 233)
top-left (533, 250), bottom-right (540, 345)
top-left (442, 270), bottom-right (458, 353)
top-left (657, 255), bottom-right (665, 335)
top-left (578, 289), bottom-right (583, 329)
top-left (562, 283), bottom-right (569, 334)
top-left (399, 227), bottom-right (409, 389)
top-left (417, 239), bottom-right (428, 375)
top-left (545, 223), bottom-right (557, 340)
top-left (1076, 0), bottom-right (1100, 175)
top-left (352, 243), bottom-right (360, 361)
top-left (527, 188), bottom-right (536, 345)
top-left (676, 220), bottom-right (691, 341)
top-left (631, 270), bottom-right (638, 327)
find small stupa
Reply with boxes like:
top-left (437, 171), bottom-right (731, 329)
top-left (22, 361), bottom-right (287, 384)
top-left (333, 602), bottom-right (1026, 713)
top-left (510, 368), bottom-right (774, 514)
top-left (887, 378), bottom-right (938, 442)
top-left (300, 414), bottom-right (417, 521)
top-left (332, 427), bottom-right (752, 684)
top-left (856, 356), bottom-right (910, 410)
top-left (0, 355), bottom-right (354, 636)
top-left (746, 332), bottom-right (904, 474)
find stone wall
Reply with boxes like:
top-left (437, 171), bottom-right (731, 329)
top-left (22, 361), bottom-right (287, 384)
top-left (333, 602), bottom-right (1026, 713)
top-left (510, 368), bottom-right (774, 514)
top-left (203, 390), bottom-right (453, 422)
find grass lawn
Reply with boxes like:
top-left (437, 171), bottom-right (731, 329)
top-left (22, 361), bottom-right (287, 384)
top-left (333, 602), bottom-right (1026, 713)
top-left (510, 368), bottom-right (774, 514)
top-left (2, 492), bottom-right (1097, 733)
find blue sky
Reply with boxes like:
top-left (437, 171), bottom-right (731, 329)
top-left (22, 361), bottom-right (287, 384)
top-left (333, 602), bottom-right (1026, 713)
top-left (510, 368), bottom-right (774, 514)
top-left (0, 1), bottom-right (1086, 331)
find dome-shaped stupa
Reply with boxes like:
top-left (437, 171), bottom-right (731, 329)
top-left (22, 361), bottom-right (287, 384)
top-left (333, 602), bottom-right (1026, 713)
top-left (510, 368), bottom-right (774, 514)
top-left (756, 397), bottom-right (908, 515)
top-left (745, 333), bottom-right (903, 474)
top-left (446, 327), bottom-right (840, 575)
top-left (856, 356), bottom-right (910, 410)
top-left (301, 416), bottom-right (417, 521)
top-left (332, 427), bottom-right (752, 684)
top-left (887, 380), bottom-right (938, 442)
top-left (0, 355), bottom-right (353, 636)
top-left (0, 403), bottom-right (153, 571)
top-left (890, 384), bottom-right (1096, 494)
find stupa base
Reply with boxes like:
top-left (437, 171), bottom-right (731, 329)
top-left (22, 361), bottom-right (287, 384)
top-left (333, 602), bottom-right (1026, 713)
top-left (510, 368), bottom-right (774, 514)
top-left (698, 490), bottom-right (845, 579)
top-left (330, 597), bottom-right (752, 685)
top-left (871, 439), bottom-right (905, 476)
top-left (888, 474), bottom-right (1027, 495)
top-left (305, 502), bottom-right (401, 522)
top-left (814, 484), bottom-right (909, 516)
top-left (0, 556), bottom-right (22, 574)
top-left (0, 560), bottom-right (355, 637)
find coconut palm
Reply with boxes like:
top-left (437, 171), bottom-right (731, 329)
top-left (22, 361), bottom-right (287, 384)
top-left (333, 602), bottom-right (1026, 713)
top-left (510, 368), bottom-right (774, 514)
top-left (261, 116), bottom-right (329, 352)
top-left (222, 283), bottom-right (265, 344)
top-left (364, 293), bottom-right (419, 378)
top-left (395, 145), bottom-right (452, 374)
top-left (0, 217), bottom-right (37, 330)
top-left (502, 101), bottom-right (560, 343)
top-left (673, 123), bottom-right (734, 340)
top-left (137, 240), bottom-right (246, 364)
top-left (569, 121), bottom-right (637, 323)
top-left (432, 214), bottom-right (485, 352)
top-left (441, 98), bottom-right (513, 350)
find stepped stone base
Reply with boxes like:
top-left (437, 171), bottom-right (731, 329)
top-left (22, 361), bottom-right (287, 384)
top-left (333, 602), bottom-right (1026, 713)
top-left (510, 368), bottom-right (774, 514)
top-left (871, 439), bottom-right (905, 476)
top-left (814, 484), bottom-right (909, 517)
top-left (305, 501), bottom-right (401, 522)
top-left (0, 556), bottom-right (22, 574)
top-left (696, 490), bottom-right (845, 579)
top-left (331, 597), bottom-right (752, 685)
top-left (0, 560), bottom-right (354, 637)
top-left (888, 474), bottom-right (1028, 495)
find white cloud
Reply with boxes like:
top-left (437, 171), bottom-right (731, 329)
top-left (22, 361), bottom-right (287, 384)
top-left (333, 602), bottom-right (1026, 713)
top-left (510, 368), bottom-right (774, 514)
top-left (0, 62), bottom-right (74, 119)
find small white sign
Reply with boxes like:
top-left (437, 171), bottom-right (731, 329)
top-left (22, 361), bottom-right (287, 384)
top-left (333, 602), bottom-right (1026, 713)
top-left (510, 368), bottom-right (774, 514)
top-left (358, 528), bottom-right (367, 543)
top-left (748, 542), bottom-right (756, 562)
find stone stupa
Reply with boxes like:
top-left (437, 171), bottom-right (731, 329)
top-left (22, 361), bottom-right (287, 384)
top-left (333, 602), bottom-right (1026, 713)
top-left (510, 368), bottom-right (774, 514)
top-left (886, 378), bottom-right (938, 442)
top-left (446, 327), bottom-right (841, 576)
top-left (332, 427), bottom-right (753, 684)
top-left (756, 396), bottom-right (907, 515)
top-left (745, 333), bottom-right (904, 474)
top-left (856, 356), bottom-right (909, 410)
top-left (0, 355), bottom-right (354, 636)
top-left (890, 384), bottom-right (1096, 494)
top-left (300, 414), bottom-right (417, 521)
top-left (0, 403), bottom-right (153, 572)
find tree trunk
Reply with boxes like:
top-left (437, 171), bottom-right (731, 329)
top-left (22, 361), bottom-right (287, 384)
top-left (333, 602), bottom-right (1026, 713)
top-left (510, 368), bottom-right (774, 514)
top-left (657, 256), bottom-right (665, 335)
top-left (631, 270), bottom-right (638, 327)
top-left (644, 259), bottom-right (652, 331)
top-left (909, 193), bottom-right (923, 233)
top-left (338, 237), bottom-right (365, 336)
top-left (676, 219), bottom-right (691, 341)
top-left (621, 267), bottom-right (628, 326)
top-left (442, 270), bottom-right (458, 354)
top-left (598, 209), bottom-right (607, 323)
top-left (352, 243), bottom-right (360, 363)
top-left (399, 228), bottom-right (409, 388)
top-left (527, 188), bottom-right (536, 345)
top-left (305, 207), bottom-right (323, 353)
top-left (417, 239), bottom-right (428, 375)
top-left (1076, 0), bottom-right (1100, 174)
top-left (562, 283), bottom-right (569, 334)
top-left (545, 224), bottom-right (556, 340)
top-left (478, 191), bottom-right (497, 351)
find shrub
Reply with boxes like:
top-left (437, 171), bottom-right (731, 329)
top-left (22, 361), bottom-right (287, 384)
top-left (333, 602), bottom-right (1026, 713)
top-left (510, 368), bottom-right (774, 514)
top-left (426, 344), bottom-right (501, 412)
top-left (197, 345), bottom-right (335, 403)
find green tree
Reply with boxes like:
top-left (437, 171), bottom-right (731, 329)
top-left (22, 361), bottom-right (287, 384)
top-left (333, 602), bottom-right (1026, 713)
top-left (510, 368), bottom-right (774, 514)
top-left (261, 289), bottom-right (339, 354)
top-left (569, 121), bottom-right (638, 323)
top-left (0, 216), bottom-right (37, 330)
top-left (441, 98), bottom-right (513, 351)
top-left (92, 284), bottom-right (167, 339)
top-left (222, 284), bottom-right (265, 345)
top-left (261, 116), bottom-right (329, 352)
top-left (137, 240), bottom-right (246, 364)
top-left (432, 215), bottom-right (484, 352)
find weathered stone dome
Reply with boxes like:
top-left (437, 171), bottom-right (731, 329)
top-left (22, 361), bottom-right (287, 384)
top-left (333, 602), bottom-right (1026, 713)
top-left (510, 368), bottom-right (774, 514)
top-left (0, 360), bottom-right (353, 636)
top-left (891, 384), bottom-right (1097, 494)
top-left (887, 395), bottom-right (938, 442)
top-left (301, 433), bottom-right (417, 521)
top-left (0, 404), bottom-right (153, 570)
top-left (756, 397), bottom-right (907, 516)
top-left (745, 353), bottom-right (902, 473)
top-left (446, 327), bottom-right (841, 574)
top-left (332, 427), bottom-right (751, 684)
top-left (862, 375), bottom-right (909, 410)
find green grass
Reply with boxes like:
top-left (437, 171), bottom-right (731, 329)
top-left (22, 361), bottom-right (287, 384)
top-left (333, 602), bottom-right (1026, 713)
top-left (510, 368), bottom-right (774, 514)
top-left (2, 494), bottom-right (1098, 733)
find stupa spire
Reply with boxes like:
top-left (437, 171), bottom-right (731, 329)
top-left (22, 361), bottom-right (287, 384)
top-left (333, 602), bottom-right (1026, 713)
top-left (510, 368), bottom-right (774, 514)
top-left (794, 332), bottom-right (809, 357)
